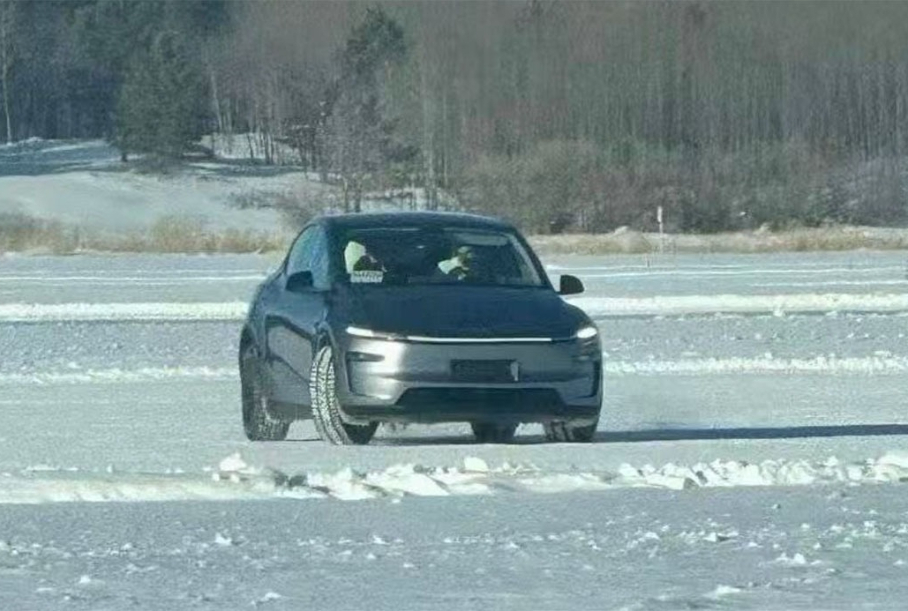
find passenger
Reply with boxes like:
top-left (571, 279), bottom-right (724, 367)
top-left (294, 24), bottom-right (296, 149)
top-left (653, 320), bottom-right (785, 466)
top-left (445, 245), bottom-right (474, 280)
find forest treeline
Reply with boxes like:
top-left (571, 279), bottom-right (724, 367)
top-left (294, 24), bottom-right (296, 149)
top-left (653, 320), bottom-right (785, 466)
top-left (2, 0), bottom-right (908, 233)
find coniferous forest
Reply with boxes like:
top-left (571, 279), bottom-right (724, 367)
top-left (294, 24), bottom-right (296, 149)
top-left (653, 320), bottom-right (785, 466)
top-left (3, 0), bottom-right (908, 234)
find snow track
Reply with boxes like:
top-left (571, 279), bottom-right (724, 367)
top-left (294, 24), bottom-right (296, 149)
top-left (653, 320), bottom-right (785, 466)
top-left (573, 292), bottom-right (908, 316)
top-left (606, 355), bottom-right (908, 376)
top-left (0, 301), bottom-right (248, 322)
top-left (0, 366), bottom-right (236, 386)
top-left (5, 292), bottom-right (908, 324)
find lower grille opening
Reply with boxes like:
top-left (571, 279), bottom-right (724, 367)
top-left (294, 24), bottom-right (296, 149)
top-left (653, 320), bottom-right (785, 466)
top-left (397, 388), bottom-right (561, 408)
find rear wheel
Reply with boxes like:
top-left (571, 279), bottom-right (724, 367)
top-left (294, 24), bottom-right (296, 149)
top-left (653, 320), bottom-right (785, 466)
top-left (543, 418), bottom-right (598, 443)
top-left (471, 422), bottom-right (518, 444)
top-left (240, 343), bottom-right (289, 441)
top-left (310, 344), bottom-right (377, 445)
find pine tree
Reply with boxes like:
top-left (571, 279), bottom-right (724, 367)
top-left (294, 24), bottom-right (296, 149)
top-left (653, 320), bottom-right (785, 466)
top-left (116, 30), bottom-right (205, 159)
top-left (322, 6), bottom-right (407, 212)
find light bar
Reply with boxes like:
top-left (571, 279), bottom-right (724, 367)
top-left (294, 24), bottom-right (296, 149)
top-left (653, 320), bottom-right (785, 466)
top-left (575, 325), bottom-right (599, 340)
top-left (346, 326), bottom-right (553, 343)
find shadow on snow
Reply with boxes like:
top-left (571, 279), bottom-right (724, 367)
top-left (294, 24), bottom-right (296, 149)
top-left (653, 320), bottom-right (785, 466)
top-left (324, 423), bottom-right (908, 446)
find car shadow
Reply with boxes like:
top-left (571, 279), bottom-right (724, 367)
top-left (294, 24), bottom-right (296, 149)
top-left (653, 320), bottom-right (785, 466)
top-left (370, 423), bottom-right (908, 446)
top-left (596, 423), bottom-right (908, 443)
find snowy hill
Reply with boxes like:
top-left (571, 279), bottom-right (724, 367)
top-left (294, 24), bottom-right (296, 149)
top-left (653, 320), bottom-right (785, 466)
top-left (0, 138), bottom-right (334, 236)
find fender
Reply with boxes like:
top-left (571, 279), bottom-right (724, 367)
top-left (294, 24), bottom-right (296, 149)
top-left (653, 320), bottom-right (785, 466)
top-left (316, 320), bottom-right (356, 398)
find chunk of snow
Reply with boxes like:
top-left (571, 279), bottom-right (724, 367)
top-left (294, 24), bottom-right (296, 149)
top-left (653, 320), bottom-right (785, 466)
top-left (463, 457), bottom-right (489, 473)
top-left (218, 453), bottom-right (248, 473)
top-left (213, 533), bottom-right (233, 547)
top-left (706, 585), bottom-right (743, 599)
top-left (255, 592), bottom-right (282, 604)
top-left (774, 552), bottom-right (808, 566)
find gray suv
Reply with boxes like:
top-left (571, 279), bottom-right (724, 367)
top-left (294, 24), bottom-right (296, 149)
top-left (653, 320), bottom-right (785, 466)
top-left (239, 212), bottom-right (602, 445)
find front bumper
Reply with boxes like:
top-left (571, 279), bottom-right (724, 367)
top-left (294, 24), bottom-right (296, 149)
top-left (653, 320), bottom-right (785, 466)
top-left (334, 335), bottom-right (602, 425)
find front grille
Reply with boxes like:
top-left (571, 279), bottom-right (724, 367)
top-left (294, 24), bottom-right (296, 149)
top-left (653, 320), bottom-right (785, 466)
top-left (397, 388), bottom-right (561, 408)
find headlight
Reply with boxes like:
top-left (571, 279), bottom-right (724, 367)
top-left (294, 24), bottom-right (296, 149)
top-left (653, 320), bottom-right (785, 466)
top-left (346, 325), bottom-right (379, 338)
top-left (575, 325), bottom-right (599, 340)
top-left (346, 326), bottom-right (404, 341)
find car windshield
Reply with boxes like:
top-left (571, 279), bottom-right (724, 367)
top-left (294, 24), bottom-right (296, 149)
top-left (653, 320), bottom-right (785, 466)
top-left (338, 226), bottom-right (545, 288)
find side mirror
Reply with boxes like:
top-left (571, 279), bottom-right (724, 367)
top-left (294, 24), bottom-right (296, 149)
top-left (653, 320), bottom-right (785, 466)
top-left (559, 274), bottom-right (584, 296)
top-left (286, 270), bottom-right (314, 293)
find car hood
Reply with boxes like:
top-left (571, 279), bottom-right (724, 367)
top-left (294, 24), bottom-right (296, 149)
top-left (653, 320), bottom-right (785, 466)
top-left (338, 285), bottom-right (586, 339)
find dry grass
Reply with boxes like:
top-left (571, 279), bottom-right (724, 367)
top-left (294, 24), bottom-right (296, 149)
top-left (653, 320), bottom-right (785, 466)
top-left (5, 212), bottom-right (908, 255)
top-left (0, 213), bottom-right (290, 255)
top-left (529, 226), bottom-right (908, 255)
top-left (0, 214), bottom-right (80, 254)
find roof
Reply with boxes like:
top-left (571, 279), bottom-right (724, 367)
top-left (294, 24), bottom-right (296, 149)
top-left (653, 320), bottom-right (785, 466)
top-left (318, 211), bottom-right (513, 231)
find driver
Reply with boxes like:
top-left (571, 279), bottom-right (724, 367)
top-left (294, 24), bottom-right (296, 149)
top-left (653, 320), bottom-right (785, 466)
top-left (346, 240), bottom-right (384, 272)
top-left (353, 251), bottom-right (383, 272)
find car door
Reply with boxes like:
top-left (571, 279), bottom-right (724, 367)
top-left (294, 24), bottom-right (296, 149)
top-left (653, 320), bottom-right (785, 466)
top-left (264, 224), bottom-right (331, 415)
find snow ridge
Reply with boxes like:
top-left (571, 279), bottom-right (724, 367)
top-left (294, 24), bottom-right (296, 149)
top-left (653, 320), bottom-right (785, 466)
top-left (3, 452), bottom-right (908, 504)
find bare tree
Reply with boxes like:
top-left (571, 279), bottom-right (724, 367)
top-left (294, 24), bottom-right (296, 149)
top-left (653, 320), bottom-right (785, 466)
top-left (0, 0), bottom-right (14, 144)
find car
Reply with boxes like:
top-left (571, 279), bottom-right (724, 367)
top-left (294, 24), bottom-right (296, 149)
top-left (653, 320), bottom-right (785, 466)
top-left (239, 211), bottom-right (602, 445)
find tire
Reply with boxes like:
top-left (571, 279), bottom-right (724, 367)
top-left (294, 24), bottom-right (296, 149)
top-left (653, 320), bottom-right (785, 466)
top-left (543, 418), bottom-right (599, 443)
top-left (471, 422), bottom-right (518, 444)
top-left (240, 343), bottom-right (289, 441)
top-left (310, 344), bottom-right (377, 445)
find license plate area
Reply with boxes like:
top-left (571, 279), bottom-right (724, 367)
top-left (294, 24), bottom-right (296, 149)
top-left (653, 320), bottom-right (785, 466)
top-left (451, 359), bottom-right (518, 383)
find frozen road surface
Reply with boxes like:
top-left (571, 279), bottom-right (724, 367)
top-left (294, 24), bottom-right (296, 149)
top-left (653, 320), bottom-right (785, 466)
top-left (2, 250), bottom-right (908, 610)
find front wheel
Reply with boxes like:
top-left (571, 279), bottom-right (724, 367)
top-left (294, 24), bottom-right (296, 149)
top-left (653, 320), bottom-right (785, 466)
top-left (240, 343), bottom-right (290, 441)
top-left (543, 418), bottom-right (598, 443)
top-left (310, 344), bottom-right (377, 445)
top-left (471, 422), bottom-right (518, 444)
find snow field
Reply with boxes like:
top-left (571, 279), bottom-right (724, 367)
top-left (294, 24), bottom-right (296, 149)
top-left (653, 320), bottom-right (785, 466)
top-left (6, 146), bottom-right (908, 608)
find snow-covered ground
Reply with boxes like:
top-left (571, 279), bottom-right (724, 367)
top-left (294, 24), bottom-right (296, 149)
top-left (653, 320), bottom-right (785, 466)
top-left (0, 139), bottom-right (322, 233)
top-left (4, 484), bottom-right (908, 610)
top-left (2, 251), bottom-right (908, 609)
